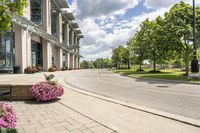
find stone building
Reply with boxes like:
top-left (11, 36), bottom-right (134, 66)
top-left (0, 0), bottom-right (83, 73)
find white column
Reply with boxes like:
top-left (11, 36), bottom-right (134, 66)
top-left (56, 10), bottom-right (62, 43)
top-left (74, 34), bottom-right (77, 69)
top-left (23, 0), bottom-right (30, 20)
top-left (69, 30), bottom-right (75, 69)
top-left (55, 10), bottom-right (63, 70)
top-left (14, 24), bottom-right (31, 73)
top-left (42, 0), bottom-right (51, 71)
top-left (64, 23), bottom-right (70, 69)
top-left (43, 0), bottom-right (51, 34)
top-left (43, 40), bottom-right (51, 71)
top-left (78, 57), bottom-right (80, 69)
top-left (26, 31), bottom-right (32, 67)
top-left (24, 0), bottom-right (32, 67)
top-left (65, 23), bottom-right (70, 45)
top-left (65, 53), bottom-right (69, 69)
top-left (56, 47), bottom-right (63, 70)
top-left (74, 55), bottom-right (77, 69)
top-left (69, 53), bottom-right (74, 70)
top-left (75, 37), bottom-right (79, 69)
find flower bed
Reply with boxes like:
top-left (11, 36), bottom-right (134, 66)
top-left (31, 74), bottom-right (64, 102)
top-left (0, 103), bottom-right (17, 129)
top-left (31, 82), bottom-right (64, 102)
top-left (48, 66), bottom-right (57, 72)
top-left (24, 67), bottom-right (37, 74)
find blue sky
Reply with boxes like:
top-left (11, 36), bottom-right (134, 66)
top-left (67, 0), bottom-right (199, 61)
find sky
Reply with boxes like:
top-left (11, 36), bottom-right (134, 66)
top-left (67, 0), bottom-right (200, 61)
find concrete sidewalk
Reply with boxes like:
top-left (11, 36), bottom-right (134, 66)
top-left (1, 71), bottom-right (200, 132)
top-left (59, 79), bottom-right (200, 133)
top-left (11, 101), bottom-right (116, 133)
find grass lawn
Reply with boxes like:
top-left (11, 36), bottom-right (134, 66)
top-left (113, 69), bottom-right (200, 83)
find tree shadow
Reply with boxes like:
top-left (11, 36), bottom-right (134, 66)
top-left (134, 77), bottom-right (180, 86)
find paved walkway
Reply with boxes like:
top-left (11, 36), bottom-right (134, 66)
top-left (58, 80), bottom-right (200, 133)
top-left (1, 70), bottom-right (200, 132)
top-left (11, 101), bottom-right (115, 133)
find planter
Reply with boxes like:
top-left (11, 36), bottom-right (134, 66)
top-left (13, 66), bottom-right (20, 74)
top-left (48, 67), bottom-right (57, 72)
top-left (24, 67), bottom-right (37, 74)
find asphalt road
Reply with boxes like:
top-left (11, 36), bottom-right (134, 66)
top-left (64, 69), bottom-right (200, 120)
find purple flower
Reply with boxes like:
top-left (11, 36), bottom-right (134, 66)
top-left (31, 81), bottom-right (64, 102)
top-left (0, 103), bottom-right (17, 128)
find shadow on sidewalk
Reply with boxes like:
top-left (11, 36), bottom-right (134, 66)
top-left (24, 98), bottom-right (62, 105)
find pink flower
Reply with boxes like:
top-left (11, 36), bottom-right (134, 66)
top-left (31, 81), bottom-right (64, 102)
top-left (0, 103), bottom-right (17, 129)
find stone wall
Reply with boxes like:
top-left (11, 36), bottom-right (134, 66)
top-left (0, 85), bottom-right (34, 101)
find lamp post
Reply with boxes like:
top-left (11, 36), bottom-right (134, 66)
top-left (191, 0), bottom-right (199, 73)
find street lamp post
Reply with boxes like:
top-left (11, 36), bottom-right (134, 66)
top-left (191, 0), bottom-right (199, 73)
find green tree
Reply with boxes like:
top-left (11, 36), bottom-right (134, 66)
top-left (94, 58), bottom-right (104, 68)
top-left (103, 58), bottom-right (112, 68)
top-left (121, 47), bottom-right (131, 69)
top-left (0, 0), bottom-right (27, 36)
top-left (81, 60), bottom-right (90, 69)
top-left (165, 1), bottom-right (200, 75)
top-left (137, 18), bottom-right (170, 72)
top-left (112, 46), bottom-right (131, 69)
top-left (128, 32), bottom-right (148, 71)
top-left (112, 46), bottom-right (123, 69)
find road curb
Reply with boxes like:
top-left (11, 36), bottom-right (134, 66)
top-left (59, 78), bottom-right (200, 128)
top-left (117, 73), bottom-right (200, 85)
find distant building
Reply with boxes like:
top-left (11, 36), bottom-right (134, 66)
top-left (0, 0), bottom-right (83, 73)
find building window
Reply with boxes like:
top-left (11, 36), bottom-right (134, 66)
top-left (31, 0), bottom-right (43, 24)
top-left (62, 23), bottom-right (65, 42)
top-left (51, 12), bottom-right (57, 37)
top-left (0, 32), bottom-right (14, 70)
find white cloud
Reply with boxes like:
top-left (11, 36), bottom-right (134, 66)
top-left (144, 0), bottom-right (200, 9)
top-left (69, 0), bottom-right (171, 61)
top-left (78, 8), bottom-right (168, 61)
top-left (73, 0), bottom-right (139, 19)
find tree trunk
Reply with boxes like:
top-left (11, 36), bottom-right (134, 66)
top-left (153, 50), bottom-right (156, 72)
top-left (139, 62), bottom-right (142, 71)
top-left (127, 60), bottom-right (130, 70)
top-left (184, 42), bottom-right (190, 76)
top-left (153, 60), bottom-right (156, 72)
top-left (185, 61), bottom-right (189, 76)
top-left (185, 55), bottom-right (190, 76)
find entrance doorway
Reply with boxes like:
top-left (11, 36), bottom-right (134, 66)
top-left (31, 41), bottom-right (42, 67)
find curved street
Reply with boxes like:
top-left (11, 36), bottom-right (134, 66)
top-left (63, 69), bottom-right (200, 120)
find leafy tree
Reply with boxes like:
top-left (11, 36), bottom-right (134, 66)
top-left (80, 60), bottom-right (90, 69)
top-left (121, 47), bottom-right (131, 69)
top-left (165, 1), bottom-right (200, 75)
top-left (137, 18), bottom-right (170, 72)
top-left (112, 46), bottom-right (131, 69)
top-left (94, 58), bottom-right (104, 68)
top-left (128, 32), bottom-right (148, 71)
top-left (0, 0), bottom-right (27, 36)
top-left (112, 46), bottom-right (123, 69)
top-left (103, 58), bottom-right (112, 68)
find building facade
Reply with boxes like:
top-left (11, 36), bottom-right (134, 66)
top-left (0, 0), bottom-right (83, 73)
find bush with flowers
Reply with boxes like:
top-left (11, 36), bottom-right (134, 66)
top-left (0, 103), bottom-right (17, 132)
top-left (31, 74), bottom-right (64, 102)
